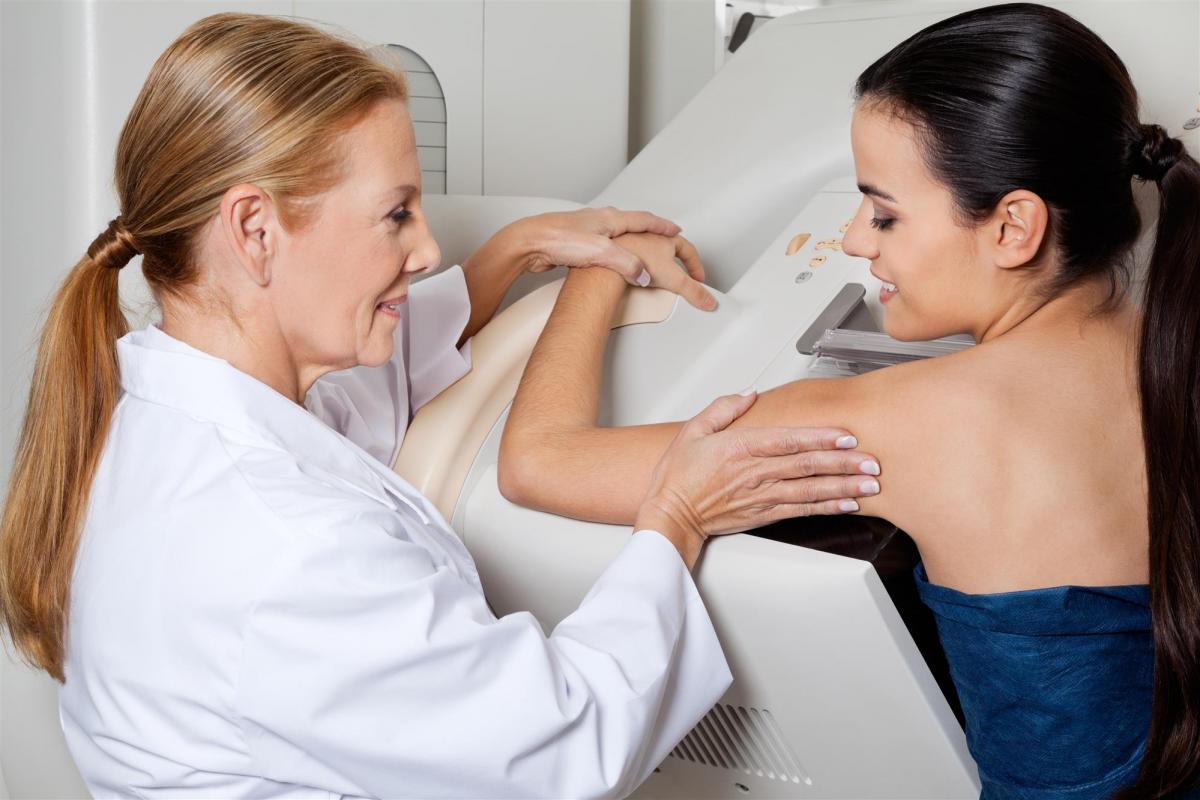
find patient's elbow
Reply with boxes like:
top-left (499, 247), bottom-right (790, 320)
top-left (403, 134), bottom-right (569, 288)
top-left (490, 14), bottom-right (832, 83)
top-left (497, 431), bottom-right (541, 506)
top-left (496, 457), bottom-right (527, 506)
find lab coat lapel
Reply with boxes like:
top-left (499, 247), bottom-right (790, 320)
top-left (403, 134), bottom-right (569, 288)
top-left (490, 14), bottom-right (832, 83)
top-left (116, 325), bottom-right (410, 516)
top-left (115, 324), bottom-right (481, 585)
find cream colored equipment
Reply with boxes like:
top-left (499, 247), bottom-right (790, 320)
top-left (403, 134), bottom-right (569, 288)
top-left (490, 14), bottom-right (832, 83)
top-left (397, 2), bottom-right (1199, 797)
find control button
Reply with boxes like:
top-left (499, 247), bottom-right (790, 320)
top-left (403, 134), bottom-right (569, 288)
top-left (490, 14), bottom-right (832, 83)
top-left (795, 271), bottom-right (813, 283)
top-left (809, 255), bottom-right (827, 268)
top-left (785, 233), bottom-right (811, 256)
top-left (815, 239), bottom-right (842, 251)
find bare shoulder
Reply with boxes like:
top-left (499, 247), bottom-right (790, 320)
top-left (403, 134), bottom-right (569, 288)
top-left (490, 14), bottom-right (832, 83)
top-left (745, 340), bottom-right (1015, 441)
top-left (847, 345), bottom-right (1020, 522)
top-left (738, 344), bottom-right (1013, 524)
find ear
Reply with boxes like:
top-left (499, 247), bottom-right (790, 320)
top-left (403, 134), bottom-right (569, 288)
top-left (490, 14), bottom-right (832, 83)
top-left (218, 184), bottom-right (279, 287)
top-left (989, 190), bottom-right (1049, 270)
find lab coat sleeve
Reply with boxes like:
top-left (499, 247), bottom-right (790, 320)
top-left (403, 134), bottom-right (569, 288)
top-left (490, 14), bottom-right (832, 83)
top-left (405, 264), bottom-right (473, 414)
top-left (305, 265), bottom-right (472, 466)
top-left (234, 526), bottom-right (732, 800)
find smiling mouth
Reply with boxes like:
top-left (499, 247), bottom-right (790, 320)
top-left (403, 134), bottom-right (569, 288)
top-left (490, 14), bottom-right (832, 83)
top-left (870, 270), bottom-right (899, 295)
top-left (376, 296), bottom-right (407, 317)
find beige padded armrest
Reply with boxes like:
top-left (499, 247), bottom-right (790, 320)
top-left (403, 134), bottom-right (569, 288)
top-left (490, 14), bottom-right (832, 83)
top-left (392, 279), bottom-right (677, 523)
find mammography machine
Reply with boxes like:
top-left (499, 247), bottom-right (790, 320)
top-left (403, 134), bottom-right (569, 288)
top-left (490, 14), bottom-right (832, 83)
top-left (397, 2), bottom-right (1199, 797)
top-left (2, 2), bottom-right (1196, 798)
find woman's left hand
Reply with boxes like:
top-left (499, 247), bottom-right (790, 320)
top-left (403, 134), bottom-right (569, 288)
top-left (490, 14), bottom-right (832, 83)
top-left (462, 206), bottom-right (705, 342)
top-left (609, 232), bottom-right (715, 311)
top-left (517, 206), bottom-right (685, 284)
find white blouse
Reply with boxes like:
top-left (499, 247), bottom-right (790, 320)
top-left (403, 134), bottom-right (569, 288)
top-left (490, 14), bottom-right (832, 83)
top-left (59, 265), bottom-right (732, 799)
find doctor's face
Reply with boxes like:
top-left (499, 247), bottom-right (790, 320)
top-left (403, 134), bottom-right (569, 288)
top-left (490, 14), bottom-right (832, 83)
top-left (842, 104), bottom-right (986, 342)
top-left (275, 98), bottom-right (440, 371)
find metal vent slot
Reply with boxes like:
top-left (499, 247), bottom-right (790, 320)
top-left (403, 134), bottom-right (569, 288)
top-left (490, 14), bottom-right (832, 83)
top-left (667, 704), bottom-right (812, 786)
top-left (386, 45), bottom-right (447, 194)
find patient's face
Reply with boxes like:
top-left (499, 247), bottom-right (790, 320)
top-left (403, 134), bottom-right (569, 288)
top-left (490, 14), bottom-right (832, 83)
top-left (843, 104), bottom-right (986, 341)
top-left (274, 99), bottom-right (441, 372)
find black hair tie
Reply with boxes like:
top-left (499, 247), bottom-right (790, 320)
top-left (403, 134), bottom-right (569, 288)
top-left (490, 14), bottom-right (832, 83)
top-left (1133, 123), bottom-right (1183, 183)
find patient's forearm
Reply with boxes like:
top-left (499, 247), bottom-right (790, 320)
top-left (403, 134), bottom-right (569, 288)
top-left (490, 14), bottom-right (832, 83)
top-left (515, 267), bottom-right (625, 428)
top-left (500, 268), bottom-right (679, 523)
top-left (508, 423), bottom-right (679, 523)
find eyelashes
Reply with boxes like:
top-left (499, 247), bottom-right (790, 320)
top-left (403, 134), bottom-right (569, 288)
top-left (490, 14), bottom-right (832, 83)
top-left (869, 216), bottom-right (895, 231)
top-left (389, 208), bottom-right (412, 226)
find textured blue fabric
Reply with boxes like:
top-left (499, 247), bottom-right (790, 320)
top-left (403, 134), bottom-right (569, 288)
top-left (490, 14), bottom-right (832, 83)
top-left (914, 563), bottom-right (1153, 799)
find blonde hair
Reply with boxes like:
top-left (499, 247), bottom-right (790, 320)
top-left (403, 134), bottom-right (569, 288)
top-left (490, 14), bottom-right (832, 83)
top-left (0, 12), bottom-right (407, 682)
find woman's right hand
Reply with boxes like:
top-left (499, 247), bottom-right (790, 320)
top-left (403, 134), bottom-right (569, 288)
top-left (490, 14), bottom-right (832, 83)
top-left (634, 390), bottom-right (881, 569)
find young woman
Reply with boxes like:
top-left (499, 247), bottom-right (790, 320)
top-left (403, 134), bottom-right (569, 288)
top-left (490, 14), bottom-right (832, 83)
top-left (500, 4), bottom-right (1199, 797)
top-left (0, 12), bottom-right (878, 797)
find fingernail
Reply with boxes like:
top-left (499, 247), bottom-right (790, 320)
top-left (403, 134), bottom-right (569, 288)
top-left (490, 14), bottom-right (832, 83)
top-left (636, 268), bottom-right (651, 287)
top-left (838, 499), bottom-right (860, 513)
top-left (836, 435), bottom-right (858, 449)
top-left (739, 386), bottom-right (757, 396)
top-left (859, 479), bottom-right (880, 495)
top-left (705, 294), bottom-right (719, 311)
top-left (859, 460), bottom-right (880, 476)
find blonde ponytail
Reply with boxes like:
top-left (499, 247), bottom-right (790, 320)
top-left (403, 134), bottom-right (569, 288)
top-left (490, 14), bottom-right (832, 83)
top-left (1, 228), bottom-right (129, 680)
top-left (0, 12), bottom-right (407, 682)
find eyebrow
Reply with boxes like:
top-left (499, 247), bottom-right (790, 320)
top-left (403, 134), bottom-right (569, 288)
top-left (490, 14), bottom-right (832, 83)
top-left (380, 184), bottom-right (418, 202)
top-left (857, 182), bottom-right (898, 203)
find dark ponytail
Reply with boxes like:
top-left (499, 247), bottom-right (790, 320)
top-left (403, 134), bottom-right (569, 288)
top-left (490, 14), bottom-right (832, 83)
top-left (1127, 130), bottom-right (1200, 797)
top-left (854, 4), bottom-right (1199, 795)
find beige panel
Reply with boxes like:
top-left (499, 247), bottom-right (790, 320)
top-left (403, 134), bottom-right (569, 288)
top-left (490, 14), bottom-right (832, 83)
top-left (393, 280), bottom-right (677, 521)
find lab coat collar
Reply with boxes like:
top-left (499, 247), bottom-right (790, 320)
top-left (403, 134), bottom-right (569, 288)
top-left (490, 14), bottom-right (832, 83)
top-left (115, 322), bottom-right (429, 523)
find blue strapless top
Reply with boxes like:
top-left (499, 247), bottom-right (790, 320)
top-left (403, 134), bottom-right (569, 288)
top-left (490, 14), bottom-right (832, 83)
top-left (914, 563), bottom-right (1153, 799)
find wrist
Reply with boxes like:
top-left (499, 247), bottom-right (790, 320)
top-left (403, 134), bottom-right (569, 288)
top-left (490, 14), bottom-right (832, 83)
top-left (503, 216), bottom-right (553, 275)
top-left (635, 497), bottom-right (707, 570)
top-left (467, 221), bottom-right (533, 283)
top-left (564, 261), bottom-right (627, 293)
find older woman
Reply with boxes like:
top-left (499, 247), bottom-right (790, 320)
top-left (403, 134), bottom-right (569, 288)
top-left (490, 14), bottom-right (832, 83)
top-left (0, 12), bottom-right (878, 798)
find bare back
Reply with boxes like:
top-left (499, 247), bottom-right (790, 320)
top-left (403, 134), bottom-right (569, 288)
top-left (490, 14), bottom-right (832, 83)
top-left (738, 299), bottom-right (1148, 593)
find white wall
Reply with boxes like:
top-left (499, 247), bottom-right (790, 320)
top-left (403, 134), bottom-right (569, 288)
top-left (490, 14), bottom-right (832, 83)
top-left (628, 0), bottom-right (720, 159)
top-left (625, 0), bottom-right (894, 160)
top-left (483, 1), bottom-right (631, 199)
top-left (0, 2), bottom-right (629, 796)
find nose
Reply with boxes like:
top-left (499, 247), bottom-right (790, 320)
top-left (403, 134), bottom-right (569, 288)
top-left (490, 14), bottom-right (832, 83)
top-left (405, 215), bottom-right (442, 275)
top-left (841, 199), bottom-right (878, 260)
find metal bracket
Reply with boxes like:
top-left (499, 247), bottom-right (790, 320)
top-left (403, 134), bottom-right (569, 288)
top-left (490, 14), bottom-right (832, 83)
top-left (795, 283), bottom-right (875, 354)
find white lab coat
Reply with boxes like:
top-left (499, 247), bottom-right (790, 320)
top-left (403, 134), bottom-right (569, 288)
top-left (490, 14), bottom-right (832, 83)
top-left (59, 265), bottom-right (733, 800)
